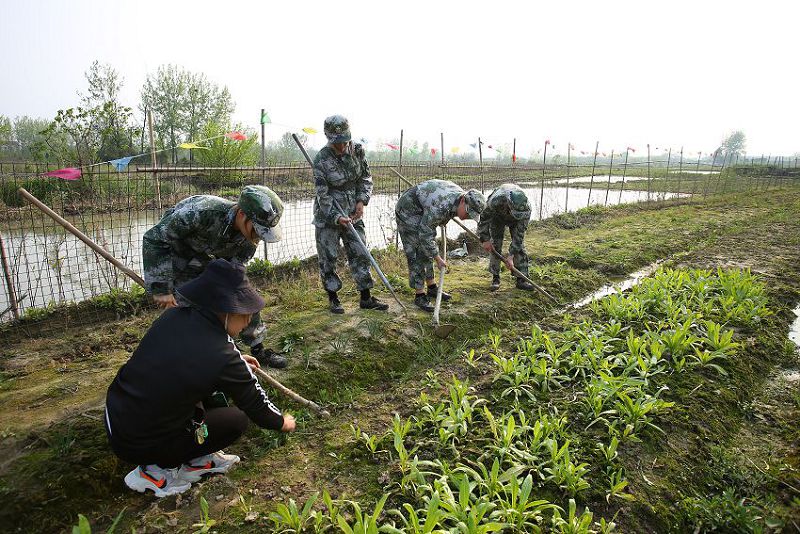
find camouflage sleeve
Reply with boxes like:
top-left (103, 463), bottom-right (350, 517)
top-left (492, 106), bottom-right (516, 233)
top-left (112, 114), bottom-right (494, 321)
top-left (355, 146), bottom-right (372, 206)
top-left (508, 217), bottom-right (530, 255)
top-left (142, 209), bottom-right (199, 295)
top-left (313, 159), bottom-right (341, 226)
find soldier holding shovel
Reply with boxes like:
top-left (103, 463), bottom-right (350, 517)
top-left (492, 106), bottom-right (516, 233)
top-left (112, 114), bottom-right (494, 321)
top-left (477, 184), bottom-right (537, 292)
top-left (312, 115), bottom-right (389, 314)
top-left (395, 179), bottom-right (486, 311)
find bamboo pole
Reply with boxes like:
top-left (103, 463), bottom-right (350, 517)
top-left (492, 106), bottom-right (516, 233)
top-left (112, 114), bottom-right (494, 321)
top-left (604, 150), bottom-right (615, 206)
top-left (0, 234), bottom-right (20, 321)
top-left (254, 367), bottom-right (330, 417)
top-left (19, 188), bottom-right (146, 287)
top-left (539, 141), bottom-right (548, 219)
top-left (147, 111), bottom-right (162, 210)
top-left (587, 141), bottom-right (599, 207)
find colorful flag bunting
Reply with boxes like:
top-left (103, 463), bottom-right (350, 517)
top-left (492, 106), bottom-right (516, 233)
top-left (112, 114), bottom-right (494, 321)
top-left (225, 131), bottom-right (247, 141)
top-left (260, 111), bottom-right (271, 125)
top-left (178, 142), bottom-right (208, 150)
top-left (110, 156), bottom-right (134, 171)
top-left (43, 167), bottom-right (81, 180)
top-left (302, 127), bottom-right (317, 134)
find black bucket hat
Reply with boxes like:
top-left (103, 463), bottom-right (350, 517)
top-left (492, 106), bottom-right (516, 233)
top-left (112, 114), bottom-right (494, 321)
top-left (177, 259), bottom-right (265, 314)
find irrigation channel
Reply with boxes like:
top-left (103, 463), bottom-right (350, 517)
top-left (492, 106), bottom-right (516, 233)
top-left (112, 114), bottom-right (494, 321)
top-left (0, 182), bottom-right (684, 316)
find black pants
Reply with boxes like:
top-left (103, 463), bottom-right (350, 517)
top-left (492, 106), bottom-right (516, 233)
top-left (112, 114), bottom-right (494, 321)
top-left (109, 407), bottom-right (249, 468)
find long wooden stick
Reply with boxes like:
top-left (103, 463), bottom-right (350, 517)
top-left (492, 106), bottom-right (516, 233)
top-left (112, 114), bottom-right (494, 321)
top-left (254, 367), bottom-right (331, 418)
top-left (18, 187), bottom-right (146, 287)
top-left (391, 169), bottom-right (558, 305)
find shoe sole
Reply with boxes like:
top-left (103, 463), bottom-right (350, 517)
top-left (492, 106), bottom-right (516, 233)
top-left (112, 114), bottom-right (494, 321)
top-left (178, 458), bottom-right (240, 483)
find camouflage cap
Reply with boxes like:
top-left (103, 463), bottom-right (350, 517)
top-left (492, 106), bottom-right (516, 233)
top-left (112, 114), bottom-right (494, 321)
top-left (462, 189), bottom-right (486, 220)
top-left (238, 185), bottom-right (284, 243)
top-left (508, 189), bottom-right (532, 221)
top-left (323, 115), bottom-right (351, 144)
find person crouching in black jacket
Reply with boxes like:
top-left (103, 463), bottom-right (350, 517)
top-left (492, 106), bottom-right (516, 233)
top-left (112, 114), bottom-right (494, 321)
top-left (105, 258), bottom-right (296, 497)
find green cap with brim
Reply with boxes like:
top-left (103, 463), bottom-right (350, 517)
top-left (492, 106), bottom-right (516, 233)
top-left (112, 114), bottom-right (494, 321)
top-left (252, 220), bottom-right (282, 243)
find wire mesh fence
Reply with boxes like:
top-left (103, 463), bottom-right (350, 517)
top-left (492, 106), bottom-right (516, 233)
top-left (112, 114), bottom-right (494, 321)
top-left (1, 152), bottom-right (798, 338)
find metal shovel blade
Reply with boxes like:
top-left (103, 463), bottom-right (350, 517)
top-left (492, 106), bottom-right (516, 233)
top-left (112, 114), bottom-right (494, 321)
top-left (433, 323), bottom-right (457, 339)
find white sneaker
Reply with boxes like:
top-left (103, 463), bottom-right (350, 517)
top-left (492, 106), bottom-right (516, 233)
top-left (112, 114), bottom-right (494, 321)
top-left (177, 451), bottom-right (240, 483)
top-left (124, 465), bottom-right (192, 497)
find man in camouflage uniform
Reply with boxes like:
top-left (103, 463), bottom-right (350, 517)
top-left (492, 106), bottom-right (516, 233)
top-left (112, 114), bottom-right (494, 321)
top-left (142, 185), bottom-right (289, 368)
top-left (476, 183), bottom-right (536, 291)
top-left (313, 115), bottom-right (388, 314)
top-left (395, 179), bottom-right (486, 312)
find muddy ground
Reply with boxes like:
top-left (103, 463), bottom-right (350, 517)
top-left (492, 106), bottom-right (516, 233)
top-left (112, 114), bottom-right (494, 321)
top-left (1, 186), bottom-right (799, 532)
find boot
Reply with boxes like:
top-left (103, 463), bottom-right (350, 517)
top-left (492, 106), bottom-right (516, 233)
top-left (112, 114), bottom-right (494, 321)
top-left (490, 275), bottom-right (501, 291)
top-left (360, 296), bottom-right (389, 311)
top-left (414, 293), bottom-right (435, 312)
top-left (515, 277), bottom-right (536, 291)
top-left (327, 291), bottom-right (345, 314)
top-left (252, 345), bottom-right (288, 368)
top-left (426, 284), bottom-right (451, 302)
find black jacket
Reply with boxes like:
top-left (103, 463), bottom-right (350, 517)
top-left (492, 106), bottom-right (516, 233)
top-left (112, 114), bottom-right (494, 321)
top-left (105, 306), bottom-right (283, 448)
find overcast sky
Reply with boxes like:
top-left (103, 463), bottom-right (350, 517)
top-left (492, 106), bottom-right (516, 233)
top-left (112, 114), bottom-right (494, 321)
top-left (1, 0), bottom-right (797, 158)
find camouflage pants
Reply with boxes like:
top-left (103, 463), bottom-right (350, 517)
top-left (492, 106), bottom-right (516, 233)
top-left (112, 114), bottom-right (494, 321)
top-left (486, 220), bottom-right (530, 277)
top-left (315, 220), bottom-right (374, 293)
top-left (397, 219), bottom-right (435, 290)
top-left (174, 270), bottom-right (265, 348)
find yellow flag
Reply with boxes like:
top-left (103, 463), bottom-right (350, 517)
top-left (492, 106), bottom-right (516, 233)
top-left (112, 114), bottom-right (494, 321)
top-left (302, 127), bottom-right (318, 135)
top-left (178, 142), bottom-right (208, 150)
top-left (451, 147), bottom-right (460, 154)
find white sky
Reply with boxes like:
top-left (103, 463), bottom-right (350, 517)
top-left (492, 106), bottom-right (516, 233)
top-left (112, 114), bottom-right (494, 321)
top-left (1, 0), bottom-right (797, 158)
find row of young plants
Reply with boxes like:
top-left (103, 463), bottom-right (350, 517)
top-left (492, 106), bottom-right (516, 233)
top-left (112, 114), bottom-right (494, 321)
top-left (266, 267), bottom-right (772, 533)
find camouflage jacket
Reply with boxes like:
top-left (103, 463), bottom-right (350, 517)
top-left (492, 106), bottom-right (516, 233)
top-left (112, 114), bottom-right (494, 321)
top-left (476, 184), bottom-right (531, 255)
top-left (395, 179), bottom-right (464, 259)
top-left (142, 195), bottom-right (256, 295)
top-left (312, 143), bottom-right (373, 228)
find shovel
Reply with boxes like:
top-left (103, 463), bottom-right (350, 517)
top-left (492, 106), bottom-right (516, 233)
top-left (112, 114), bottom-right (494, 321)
top-left (432, 225), bottom-right (456, 339)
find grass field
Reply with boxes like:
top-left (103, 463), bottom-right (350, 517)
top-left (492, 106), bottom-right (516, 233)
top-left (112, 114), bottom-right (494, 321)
top-left (1, 186), bottom-right (799, 532)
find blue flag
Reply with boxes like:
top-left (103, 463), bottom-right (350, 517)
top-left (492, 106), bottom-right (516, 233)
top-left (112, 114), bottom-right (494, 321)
top-left (110, 156), bottom-right (134, 171)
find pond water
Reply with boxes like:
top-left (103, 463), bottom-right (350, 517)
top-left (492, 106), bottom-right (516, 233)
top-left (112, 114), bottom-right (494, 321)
top-left (0, 185), bottom-right (685, 317)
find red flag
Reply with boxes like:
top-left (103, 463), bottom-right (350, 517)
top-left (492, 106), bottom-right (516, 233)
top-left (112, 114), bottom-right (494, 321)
top-left (545, 139), bottom-right (551, 145)
top-left (386, 143), bottom-right (399, 150)
top-left (431, 148), bottom-right (437, 157)
top-left (512, 153), bottom-right (517, 163)
top-left (627, 146), bottom-right (636, 152)
top-left (43, 167), bottom-right (81, 180)
top-left (225, 131), bottom-right (247, 141)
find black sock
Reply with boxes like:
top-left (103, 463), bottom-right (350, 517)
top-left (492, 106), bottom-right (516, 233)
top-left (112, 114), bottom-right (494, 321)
top-left (360, 289), bottom-right (371, 300)
top-left (327, 290), bottom-right (339, 302)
